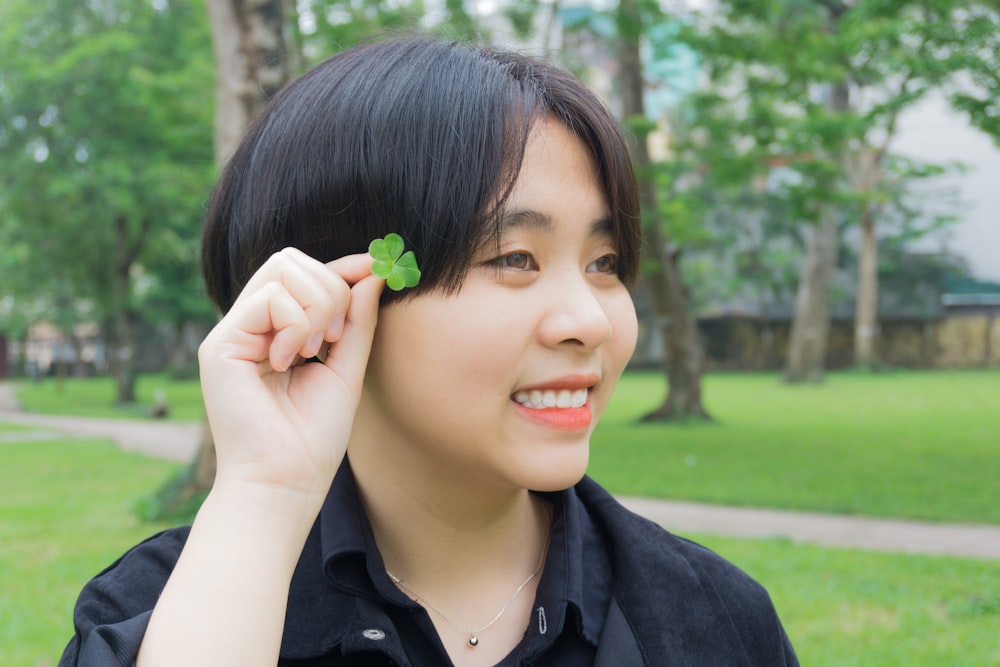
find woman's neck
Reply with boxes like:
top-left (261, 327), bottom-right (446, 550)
top-left (349, 443), bottom-right (549, 588)
top-left (349, 443), bottom-right (553, 667)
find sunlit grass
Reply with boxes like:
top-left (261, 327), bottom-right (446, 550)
top-left (0, 422), bottom-right (33, 431)
top-left (591, 369), bottom-right (1000, 524)
top-left (13, 369), bottom-right (1000, 523)
top-left (2, 434), bottom-right (997, 666)
top-left (15, 374), bottom-right (205, 421)
top-left (697, 534), bottom-right (1000, 666)
top-left (0, 438), bottom-right (178, 667)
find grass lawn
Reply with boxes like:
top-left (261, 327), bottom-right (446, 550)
top-left (0, 438), bottom-right (178, 667)
top-left (12, 368), bottom-right (1000, 524)
top-left (1, 434), bottom-right (998, 665)
top-left (698, 534), bottom-right (1000, 666)
top-left (0, 422), bottom-right (33, 431)
top-left (15, 374), bottom-right (206, 421)
top-left (590, 369), bottom-right (1000, 524)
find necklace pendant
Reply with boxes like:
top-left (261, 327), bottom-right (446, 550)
top-left (468, 635), bottom-right (479, 647)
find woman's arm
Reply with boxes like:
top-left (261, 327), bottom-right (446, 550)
top-left (137, 250), bottom-right (384, 667)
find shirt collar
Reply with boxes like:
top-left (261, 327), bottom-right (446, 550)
top-left (314, 459), bottom-right (609, 652)
top-left (529, 486), bottom-right (609, 649)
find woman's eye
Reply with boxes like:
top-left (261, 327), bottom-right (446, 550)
top-left (588, 254), bottom-right (618, 274)
top-left (496, 252), bottom-right (534, 270)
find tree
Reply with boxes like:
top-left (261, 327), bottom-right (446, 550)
top-left (0, 0), bottom-right (215, 400)
top-left (205, 0), bottom-right (293, 166)
top-left (172, 0), bottom-right (299, 500)
top-left (617, 0), bottom-right (711, 420)
top-left (948, 3), bottom-right (1000, 146)
top-left (173, 0), bottom-right (483, 515)
top-left (684, 0), bottom-right (982, 381)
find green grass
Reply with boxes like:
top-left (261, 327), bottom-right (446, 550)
top-left (0, 422), bottom-right (33, 431)
top-left (15, 374), bottom-right (205, 421)
top-left (0, 438), bottom-right (178, 667)
top-left (12, 368), bottom-right (1000, 523)
top-left (590, 369), bottom-right (1000, 524)
top-left (1, 433), bottom-right (997, 666)
top-left (696, 534), bottom-right (1000, 666)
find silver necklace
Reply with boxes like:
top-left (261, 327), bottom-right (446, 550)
top-left (385, 512), bottom-right (551, 648)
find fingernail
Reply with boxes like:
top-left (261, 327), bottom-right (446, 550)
top-left (327, 315), bottom-right (345, 340)
top-left (308, 332), bottom-right (324, 353)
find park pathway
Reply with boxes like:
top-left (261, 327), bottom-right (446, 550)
top-left (2, 381), bottom-right (999, 560)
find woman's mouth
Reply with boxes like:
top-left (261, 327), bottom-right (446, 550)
top-left (510, 388), bottom-right (593, 431)
top-left (512, 388), bottom-right (588, 409)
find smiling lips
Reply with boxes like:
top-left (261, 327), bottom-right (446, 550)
top-left (513, 388), bottom-right (588, 409)
top-left (511, 386), bottom-right (594, 431)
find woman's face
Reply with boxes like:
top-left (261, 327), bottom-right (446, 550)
top-left (357, 116), bottom-right (638, 493)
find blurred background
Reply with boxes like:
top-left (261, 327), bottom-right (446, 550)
top-left (1, 1), bottom-right (998, 665)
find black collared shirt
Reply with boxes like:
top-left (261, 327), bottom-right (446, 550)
top-left (60, 464), bottom-right (800, 666)
top-left (310, 460), bottom-right (612, 665)
top-left (58, 460), bottom-right (613, 666)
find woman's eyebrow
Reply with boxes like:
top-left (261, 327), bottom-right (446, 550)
top-left (498, 209), bottom-right (552, 233)
top-left (499, 210), bottom-right (615, 239)
top-left (592, 216), bottom-right (614, 239)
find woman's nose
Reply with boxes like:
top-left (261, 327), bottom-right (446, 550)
top-left (537, 276), bottom-right (614, 350)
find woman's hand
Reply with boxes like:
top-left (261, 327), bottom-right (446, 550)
top-left (140, 250), bottom-right (384, 667)
top-left (197, 248), bottom-right (384, 514)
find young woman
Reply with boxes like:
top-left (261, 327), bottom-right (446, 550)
top-left (59, 38), bottom-right (798, 666)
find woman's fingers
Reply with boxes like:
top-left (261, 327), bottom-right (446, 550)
top-left (323, 273), bottom-right (384, 387)
top-left (236, 249), bottom-right (350, 345)
top-left (325, 252), bottom-right (379, 286)
top-left (216, 250), bottom-right (379, 371)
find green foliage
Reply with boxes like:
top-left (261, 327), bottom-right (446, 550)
top-left (650, 0), bottom-right (997, 320)
top-left (369, 233), bottom-right (421, 291)
top-left (133, 460), bottom-right (207, 524)
top-left (0, 0), bottom-right (216, 347)
top-left (946, 4), bottom-right (1000, 145)
top-left (501, 0), bottom-right (541, 39)
top-left (295, 0), bottom-right (511, 66)
top-left (293, 0), bottom-right (428, 63)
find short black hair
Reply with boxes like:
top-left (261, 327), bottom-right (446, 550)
top-left (202, 37), bottom-right (641, 313)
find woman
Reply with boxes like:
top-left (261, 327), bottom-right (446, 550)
top-left (60, 37), bottom-right (798, 666)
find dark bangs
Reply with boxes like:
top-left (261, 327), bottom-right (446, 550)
top-left (202, 39), bottom-right (640, 313)
top-left (482, 48), bottom-right (642, 287)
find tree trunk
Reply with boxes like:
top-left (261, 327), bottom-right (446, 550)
top-left (618, 0), bottom-right (709, 421)
top-left (784, 77), bottom-right (849, 383)
top-left (169, 321), bottom-right (206, 379)
top-left (784, 206), bottom-right (839, 382)
top-left (847, 137), bottom-right (888, 371)
top-left (110, 216), bottom-right (140, 403)
top-left (112, 309), bottom-right (138, 403)
top-left (206, 0), bottom-right (291, 165)
top-left (853, 209), bottom-right (879, 369)
top-left (182, 0), bottom-right (292, 501)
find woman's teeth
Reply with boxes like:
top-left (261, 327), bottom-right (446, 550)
top-left (513, 388), bottom-right (588, 409)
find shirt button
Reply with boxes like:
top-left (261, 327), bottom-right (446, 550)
top-left (362, 629), bottom-right (386, 641)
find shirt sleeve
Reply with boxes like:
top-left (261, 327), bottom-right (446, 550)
top-left (57, 527), bottom-right (190, 667)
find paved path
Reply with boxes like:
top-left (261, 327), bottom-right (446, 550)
top-left (3, 381), bottom-right (999, 560)
top-left (0, 383), bottom-right (199, 461)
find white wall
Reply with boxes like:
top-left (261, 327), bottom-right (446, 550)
top-left (894, 93), bottom-right (1000, 282)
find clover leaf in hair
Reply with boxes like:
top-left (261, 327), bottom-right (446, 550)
top-left (369, 233), bottom-right (421, 291)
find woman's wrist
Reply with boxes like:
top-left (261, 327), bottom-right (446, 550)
top-left (204, 475), bottom-right (327, 543)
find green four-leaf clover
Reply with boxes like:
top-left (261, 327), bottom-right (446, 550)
top-left (369, 233), bottom-right (421, 291)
